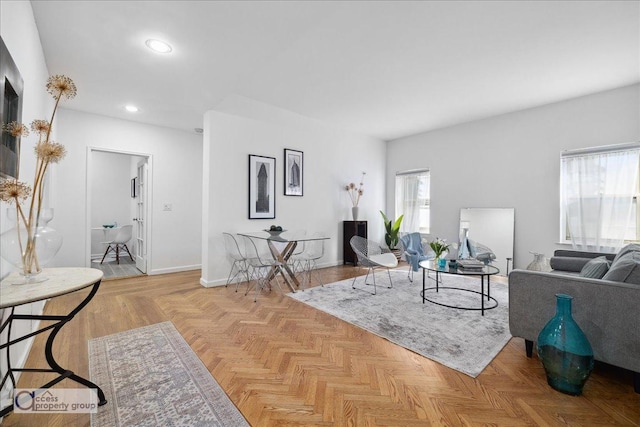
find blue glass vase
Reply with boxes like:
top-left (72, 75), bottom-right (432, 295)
top-left (537, 294), bottom-right (594, 395)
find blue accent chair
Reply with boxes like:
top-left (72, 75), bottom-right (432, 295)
top-left (399, 232), bottom-right (434, 282)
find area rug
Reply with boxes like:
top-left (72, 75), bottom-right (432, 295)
top-left (89, 321), bottom-right (249, 426)
top-left (288, 270), bottom-right (511, 377)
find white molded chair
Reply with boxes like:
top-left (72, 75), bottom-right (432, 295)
top-left (290, 232), bottom-right (325, 289)
top-left (240, 235), bottom-right (286, 302)
top-left (349, 235), bottom-right (398, 295)
top-left (222, 232), bottom-right (251, 291)
top-left (100, 225), bottom-right (134, 264)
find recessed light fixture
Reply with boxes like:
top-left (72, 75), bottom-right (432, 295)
top-left (125, 105), bottom-right (139, 113)
top-left (145, 39), bottom-right (172, 54)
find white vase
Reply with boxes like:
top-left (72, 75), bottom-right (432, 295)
top-left (351, 206), bottom-right (359, 221)
top-left (527, 252), bottom-right (551, 271)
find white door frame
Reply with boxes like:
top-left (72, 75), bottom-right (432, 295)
top-left (85, 147), bottom-right (153, 270)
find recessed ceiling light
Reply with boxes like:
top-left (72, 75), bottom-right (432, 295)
top-left (145, 39), bottom-right (172, 54)
top-left (125, 105), bottom-right (139, 113)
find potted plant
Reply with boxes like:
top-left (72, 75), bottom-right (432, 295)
top-left (380, 211), bottom-right (404, 259)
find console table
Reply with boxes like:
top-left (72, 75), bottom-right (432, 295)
top-left (343, 221), bottom-right (367, 265)
top-left (0, 268), bottom-right (107, 416)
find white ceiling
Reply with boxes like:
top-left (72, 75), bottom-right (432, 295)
top-left (31, 1), bottom-right (639, 141)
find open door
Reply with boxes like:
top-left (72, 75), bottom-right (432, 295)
top-left (134, 160), bottom-right (148, 273)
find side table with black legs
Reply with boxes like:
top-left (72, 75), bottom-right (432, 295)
top-left (0, 268), bottom-right (107, 417)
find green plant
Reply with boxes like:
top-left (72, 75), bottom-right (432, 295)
top-left (380, 211), bottom-right (404, 250)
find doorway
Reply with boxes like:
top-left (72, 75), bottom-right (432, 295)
top-left (87, 148), bottom-right (151, 279)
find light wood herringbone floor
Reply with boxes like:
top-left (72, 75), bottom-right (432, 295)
top-left (2, 266), bottom-right (639, 426)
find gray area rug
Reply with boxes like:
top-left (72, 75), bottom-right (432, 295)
top-left (89, 321), bottom-right (248, 426)
top-left (288, 270), bottom-right (511, 377)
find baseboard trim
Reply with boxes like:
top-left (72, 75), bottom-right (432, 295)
top-left (149, 264), bottom-right (201, 276)
top-left (200, 277), bottom-right (227, 288)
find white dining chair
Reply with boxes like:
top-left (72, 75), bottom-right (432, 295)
top-left (100, 225), bottom-right (134, 264)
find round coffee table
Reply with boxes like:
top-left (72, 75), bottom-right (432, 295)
top-left (419, 260), bottom-right (500, 316)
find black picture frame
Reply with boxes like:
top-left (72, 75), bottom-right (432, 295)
top-left (131, 177), bottom-right (137, 198)
top-left (248, 154), bottom-right (276, 219)
top-left (284, 148), bottom-right (303, 196)
top-left (0, 36), bottom-right (24, 179)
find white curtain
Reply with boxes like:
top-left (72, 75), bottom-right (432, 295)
top-left (561, 147), bottom-right (639, 252)
top-left (396, 170), bottom-right (430, 233)
top-left (397, 174), bottom-right (421, 233)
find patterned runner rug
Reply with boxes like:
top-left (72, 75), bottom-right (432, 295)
top-left (89, 321), bottom-right (248, 426)
top-left (288, 270), bottom-right (511, 377)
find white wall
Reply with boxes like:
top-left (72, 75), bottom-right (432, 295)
top-left (53, 109), bottom-right (203, 275)
top-left (386, 84), bottom-right (640, 270)
top-left (202, 99), bottom-right (386, 286)
top-left (0, 0), bottom-right (52, 411)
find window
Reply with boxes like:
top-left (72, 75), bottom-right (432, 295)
top-left (395, 169), bottom-right (430, 234)
top-left (560, 143), bottom-right (640, 250)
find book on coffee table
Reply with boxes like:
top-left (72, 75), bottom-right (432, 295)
top-left (457, 259), bottom-right (485, 270)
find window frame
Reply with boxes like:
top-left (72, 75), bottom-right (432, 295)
top-left (559, 143), bottom-right (640, 244)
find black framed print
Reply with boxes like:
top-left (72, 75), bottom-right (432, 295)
top-left (1, 37), bottom-right (24, 179)
top-left (248, 154), bottom-right (276, 219)
top-left (284, 148), bottom-right (303, 196)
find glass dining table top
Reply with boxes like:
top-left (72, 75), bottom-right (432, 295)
top-left (237, 231), bottom-right (329, 242)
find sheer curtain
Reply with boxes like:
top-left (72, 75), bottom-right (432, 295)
top-left (561, 145), bottom-right (640, 252)
top-left (395, 170), bottom-right (429, 233)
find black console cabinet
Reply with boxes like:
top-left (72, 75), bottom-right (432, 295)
top-left (343, 220), bottom-right (367, 265)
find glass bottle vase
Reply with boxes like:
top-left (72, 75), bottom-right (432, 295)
top-left (0, 208), bottom-right (63, 284)
top-left (537, 294), bottom-right (594, 395)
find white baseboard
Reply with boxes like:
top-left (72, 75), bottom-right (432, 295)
top-left (199, 277), bottom-right (227, 288)
top-left (148, 264), bottom-right (201, 276)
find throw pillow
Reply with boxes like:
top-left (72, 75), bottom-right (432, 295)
top-left (603, 252), bottom-right (640, 284)
top-left (579, 256), bottom-right (610, 279)
top-left (612, 243), bottom-right (640, 264)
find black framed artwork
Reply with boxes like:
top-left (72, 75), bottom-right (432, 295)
top-left (284, 148), bottom-right (303, 196)
top-left (248, 154), bottom-right (276, 219)
top-left (0, 36), bottom-right (24, 179)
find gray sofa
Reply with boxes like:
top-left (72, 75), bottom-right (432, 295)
top-left (509, 245), bottom-right (640, 393)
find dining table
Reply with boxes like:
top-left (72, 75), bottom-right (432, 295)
top-left (237, 231), bottom-right (330, 292)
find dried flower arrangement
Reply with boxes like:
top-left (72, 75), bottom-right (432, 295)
top-left (344, 171), bottom-right (366, 207)
top-left (0, 75), bottom-right (76, 277)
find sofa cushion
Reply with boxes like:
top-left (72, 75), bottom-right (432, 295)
top-left (579, 256), bottom-right (610, 279)
top-left (550, 256), bottom-right (592, 272)
top-left (613, 243), bottom-right (640, 264)
top-left (602, 252), bottom-right (640, 284)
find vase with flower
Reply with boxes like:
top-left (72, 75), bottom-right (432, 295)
top-left (429, 238), bottom-right (450, 269)
top-left (344, 171), bottom-right (365, 220)
top-left (0, 75), bottom-right (76, 284)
